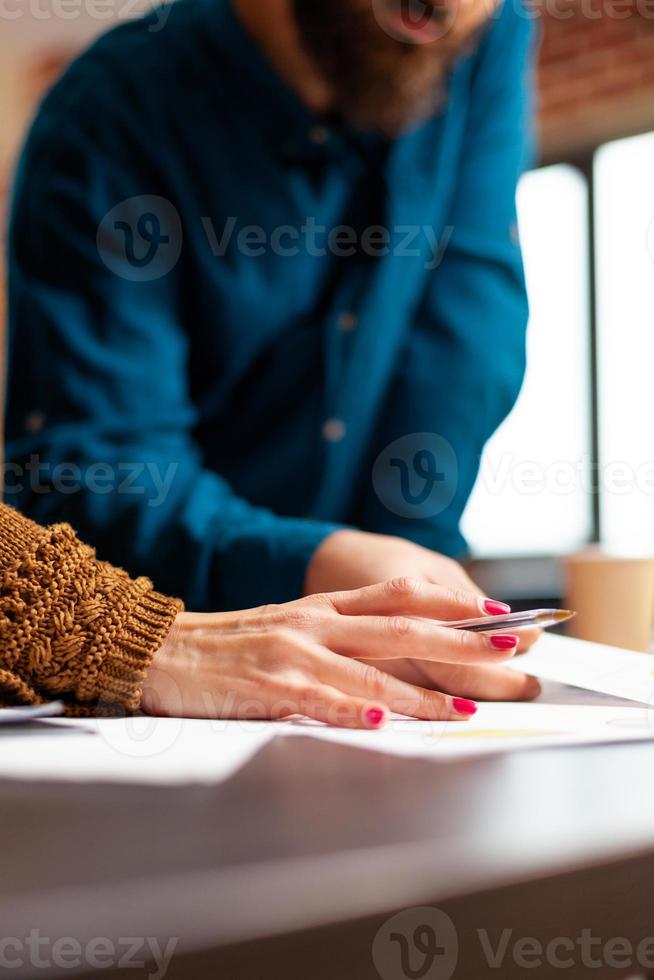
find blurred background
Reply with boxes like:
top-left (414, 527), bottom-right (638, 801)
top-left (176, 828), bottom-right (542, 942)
top-left (1, 0), bottom-right (653, 612)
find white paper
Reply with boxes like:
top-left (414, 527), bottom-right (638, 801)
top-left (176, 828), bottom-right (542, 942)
top-left (507, 633), bottom-right (654, 706)
top-left (2, 635), bottom-right (653, 784)
top-left (535, 678), bottom-right (638, 708)
top-left (287, 702), bottom-right (654, 759)
top-left (0, 702), bottom-right (64, 725)
top-left (0, 716), bottom-right (277, 785)
top-left (1, 701), bottom-right (651, 782)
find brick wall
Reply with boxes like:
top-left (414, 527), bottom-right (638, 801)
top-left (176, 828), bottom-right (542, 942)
top-left (538, 0), bottom-right (654, 160)
top-left (2, 6), bottom-right (654, 192)
top-left (4, 7), bottom-right (654, 169)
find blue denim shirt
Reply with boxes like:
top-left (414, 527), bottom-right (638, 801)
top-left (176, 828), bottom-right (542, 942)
top-left (5, 0), bottom-right (534, 609)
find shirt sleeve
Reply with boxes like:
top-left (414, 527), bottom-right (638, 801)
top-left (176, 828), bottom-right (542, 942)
top-left (0, 504), bottom-right (182, 715)
top-left (356, 0), bottom-right (537, 557)
top-left (6, 66), bottom-right (341, 611)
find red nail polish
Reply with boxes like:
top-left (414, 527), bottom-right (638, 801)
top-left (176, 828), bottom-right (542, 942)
top-left (453, 697), bottom-right (478, 716)
top-left (483, 599), bottom-right (511, 616)
top-left (489, 634), bottom-right (519, 651)
top-left (366, 707), bottom-right (385, 727)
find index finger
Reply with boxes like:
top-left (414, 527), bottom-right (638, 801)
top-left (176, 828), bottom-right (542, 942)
top-left (325, 577), bottom-right (509, 623)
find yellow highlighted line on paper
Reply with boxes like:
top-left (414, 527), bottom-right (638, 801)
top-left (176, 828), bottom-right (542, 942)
top-left (428, 729), bottom-right (568, 740)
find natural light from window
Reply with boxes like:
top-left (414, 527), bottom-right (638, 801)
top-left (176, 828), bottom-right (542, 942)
top-left (595, 131), bottom-right (654, 556)
top-left (462, 164), bottom-right (593, 557)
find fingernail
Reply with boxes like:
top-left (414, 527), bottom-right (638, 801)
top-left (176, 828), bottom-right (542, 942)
top-left (489, 634), bottom-right (519, 651)
top-left (453, 697), bottom-right (478, 716)
top-left (483, 599), bottom-right (511, 616)
top-left (365, 707), bottom-right (386, 728)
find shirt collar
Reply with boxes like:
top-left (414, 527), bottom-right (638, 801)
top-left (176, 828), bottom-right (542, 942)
top-left (205, 0), bottom-right (392, 173)
top-left (203, 0), bottom-right (474, 198)
top-left (204, 0), bottom-right (328, 164)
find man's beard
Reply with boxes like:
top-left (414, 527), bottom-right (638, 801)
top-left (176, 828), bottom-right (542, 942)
top-left (292, 0), bottom-right (481, 137)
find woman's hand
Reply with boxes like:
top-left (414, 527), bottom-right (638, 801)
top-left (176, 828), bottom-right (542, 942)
top-left (141, 578), bottom-right (538, 729)
top-left (305, 530), bottom-right (542, 667)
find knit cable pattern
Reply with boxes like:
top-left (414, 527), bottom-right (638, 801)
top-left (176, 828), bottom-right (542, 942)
top-left (0, 505), bottom-right (182, 715)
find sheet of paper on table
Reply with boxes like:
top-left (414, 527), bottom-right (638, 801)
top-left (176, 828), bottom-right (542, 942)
top-left (506, 633), bottom-right (654, 706)
top-left (0, 634), bottom-right (652, 784)
top-left (288, 702), bottom-right (654, 760)
top-left (1, 701), bottom-right (652, 783)
top-left (0, 702), bottom-right (65, 725)
top-left (280, 633), bottom-right (654, 759)
top-left (0, 717), bottom-right (278, 785)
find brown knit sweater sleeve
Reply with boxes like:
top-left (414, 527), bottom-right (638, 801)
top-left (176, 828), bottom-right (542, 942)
top-left (0, 504), bottom-right (183, 715)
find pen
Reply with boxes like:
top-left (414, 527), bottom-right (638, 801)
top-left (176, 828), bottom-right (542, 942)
top-left (446, 608), bottom-right (576, 633)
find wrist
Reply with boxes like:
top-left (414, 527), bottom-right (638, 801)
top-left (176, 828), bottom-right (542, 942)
top-left (303, 528), bottom-right (368, 596)
top-left (140, 611), bottom-right (187, 715)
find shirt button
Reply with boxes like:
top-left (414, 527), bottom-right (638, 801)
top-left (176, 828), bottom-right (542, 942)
top-left (322, 418), bottom-right (347, 443)
top-left (336, 311), bottom-right (358, 333)
top-left (509, 222), bottom-right (520, 245)
top-left (25, 411), bottom-right (45, 434)
top-left (309, 125), bottom-right (330, 146)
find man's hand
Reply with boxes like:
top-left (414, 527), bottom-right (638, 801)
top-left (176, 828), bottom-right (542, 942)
top-left (305, 529), bottom-right (480, 595)
top-left (304, 529), bottom-right (541, 701)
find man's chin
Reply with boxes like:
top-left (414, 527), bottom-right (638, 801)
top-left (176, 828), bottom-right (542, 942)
top-left (338, 80), bottom-right (446, 137)
top-left (292, 0), bottom-right (457, 136)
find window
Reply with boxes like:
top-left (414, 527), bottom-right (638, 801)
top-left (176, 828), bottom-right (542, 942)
top-left (595, 132), bottom-right (654, 555)
top-left (462, 164), bottom-right (593, 556)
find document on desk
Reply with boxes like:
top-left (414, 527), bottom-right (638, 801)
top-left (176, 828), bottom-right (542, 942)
top-left (291, 702), bottom-right (654, 760)
top-left (0, 702), bottom-right (65, 725)
top-left (294, 634), bottom-right (654, 763)
top-left (0, 717), bottom-right (277, 785)
top-left (506, 633), bottom-right (654, 706)
top-left (1, 704), bottom-right (651, 781)
top-left (1, 636), bottom-right (652, 783)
